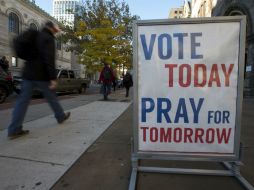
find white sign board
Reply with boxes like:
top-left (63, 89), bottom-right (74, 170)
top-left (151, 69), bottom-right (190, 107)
top-left (137, 21), bottom-right (242, 157)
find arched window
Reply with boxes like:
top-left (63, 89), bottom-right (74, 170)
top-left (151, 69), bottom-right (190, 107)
top-left (30, 23), bottom-right (38, 30)
top-left (9, 12), bottom-right (19, 34)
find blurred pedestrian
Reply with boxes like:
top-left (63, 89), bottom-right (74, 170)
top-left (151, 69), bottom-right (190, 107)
top-left (0, 56), bottom-right (9, 73)
top-left (99, 62), bottom-right (114, 100)
top-left (123, 71), bottom-right (133, 97)
top-left (8, 21), bottom-right (70, 140)
top-left (112, 69), bottom-right (117, 91)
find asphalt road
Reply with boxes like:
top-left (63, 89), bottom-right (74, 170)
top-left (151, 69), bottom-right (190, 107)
top-left (0, 84), bottom-right (101, 110)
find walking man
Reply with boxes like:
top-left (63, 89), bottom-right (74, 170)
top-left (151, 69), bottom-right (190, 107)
top-left (8, 21), bottom-right (70, 139)
top-left (123, 71), bottom-right (133, 97)
top-left (99, 63), bottom-right (114, 100)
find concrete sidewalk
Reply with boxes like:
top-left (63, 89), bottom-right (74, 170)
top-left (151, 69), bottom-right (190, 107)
top-left (52, 99), bottom-right (254, 190)
top-left (0, 101), bottom-right (130, 190)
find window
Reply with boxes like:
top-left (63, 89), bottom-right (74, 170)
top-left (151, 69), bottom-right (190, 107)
top-left (12, 57), bottom-right (18, 67)
top-left (9, 12), bottom-right (19, 34)
top-left (30, 23), bottom-right (38, 30)
top-left (69, 70), bottom-right (75, 78)
top-left (59, 70), bottom-right (69, 78)
top-left (56, 39), bottom-right (62, 50)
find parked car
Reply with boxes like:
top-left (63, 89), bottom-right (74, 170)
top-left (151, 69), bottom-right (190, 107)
top-left (14, 69), bottom-right (90, 95)
top-left (55, 69), bottom-right (90, 94)
top-left (0, 69), bottom-right (14, 104)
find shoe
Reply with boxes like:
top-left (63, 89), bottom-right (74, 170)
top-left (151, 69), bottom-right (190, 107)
top-left (58, 112), bottom-right (71, 124)
top-left (8, 130), bottom-right (30, 140)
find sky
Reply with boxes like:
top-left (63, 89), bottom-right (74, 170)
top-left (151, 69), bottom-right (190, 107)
top-left (35, 0), bottom-right (183, 20)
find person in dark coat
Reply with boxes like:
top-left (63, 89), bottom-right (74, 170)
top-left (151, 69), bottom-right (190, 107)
top-left (8, 21), bottom-right (70, 139)
top-left (99, 63), bottom-right (114, 100)
top-left (0, 56), bottom-right (9, 73)
top-left (123, 71), bottom-right (133, 97)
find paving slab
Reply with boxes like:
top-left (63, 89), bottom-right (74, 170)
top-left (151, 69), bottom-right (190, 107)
top-left (0, 101), bottom-right (130, 190)
top-left (52, 100), bottom-right (254, 190)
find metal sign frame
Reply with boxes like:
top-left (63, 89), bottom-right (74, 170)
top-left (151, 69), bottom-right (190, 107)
top-left (129, 16), bottom-right (254, 190)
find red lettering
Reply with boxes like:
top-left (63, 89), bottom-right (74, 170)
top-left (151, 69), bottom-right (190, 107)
top-left (179, 64), bottom-right (191, 87)
top-left (150, 127), bottom-right (158, 142)
top-left (160, 128), bottom-right (172, 142)
top-left (217, 128), bottom-right (231, 144)
top-left (206, 128), bottom-right (215, 143)
top-left (174, 127), bottom-right (182, 143)
top-left (194, 64), bottom-right (206, 87)
top-left (165, 64), bottom-right (177, 87)
top-left (141, 127), bottom-right (149, 142)
top-left (208, 64), bottom-right (221, 87)
top-left (184, 128), bottom-right (193, 143)
top-left (221, 64), bottom-right (234, 86)
top-left (195, 128), bottom-right (204, 143)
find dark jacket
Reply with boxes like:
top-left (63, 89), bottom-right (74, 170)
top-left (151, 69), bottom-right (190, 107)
top-left (22, 28), bottom-right (57, 81)
top-left (0, 59), bottom-right (9, 72)
top-left (99, 66), bottom-right (115, 84)
top-left (123, 73), bottom-right (133, 88)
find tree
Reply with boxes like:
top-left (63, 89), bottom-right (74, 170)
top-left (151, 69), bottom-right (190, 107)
top-left (62, 0), bottom-right (139, 76)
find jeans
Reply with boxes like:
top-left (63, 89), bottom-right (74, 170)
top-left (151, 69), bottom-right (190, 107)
top-left (125, 87), bottom-right (130, 97)
top-left (102, 83), bottom-right (111, 100)
top-left (8, 80), bottom-right (65, 135)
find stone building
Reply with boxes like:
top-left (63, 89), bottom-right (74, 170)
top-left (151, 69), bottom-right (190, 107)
top-left (191, 0), bottom-right (215, 17)
top-left (0, 0), bottom-right (74, 77)
top-left (183, 0), bottom-right (192, 18)
top-left (169, 7), bottom-right (183, 18)
top-left (190, 0), bottom-right (254, 95)
top-left (212, 0), bottom-right (254, 95)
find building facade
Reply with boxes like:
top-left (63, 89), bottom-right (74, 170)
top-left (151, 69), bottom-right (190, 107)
top-left (212, 0), bottom-right (254, 95)
top-left (0, 0), bottom-right (73, 77)
top-left (53, 0), bottom-right (80, 26)
top-left (182, 0), bottom-right (192, 18)
top-left (191, 0), bottom-right (216, 17)
top-left (190, 0), bottom-right (254, 95)
top-left (52, 0), bottom-right (85, 78)
top-left (169, 7), bottom-right (183, 18)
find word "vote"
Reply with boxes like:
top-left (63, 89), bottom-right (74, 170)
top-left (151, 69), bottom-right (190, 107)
top-left (140, 33), bottom-right (203, 60)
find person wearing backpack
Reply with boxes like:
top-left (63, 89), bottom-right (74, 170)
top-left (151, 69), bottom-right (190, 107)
top-left (99, 62), bottom-right (114, 100)
top-left (8, 21), bottom-right (70, 140)
top-left (123, 70), bottom-right (133, 98)
top-left (0, 56), bottom-right (9, 73)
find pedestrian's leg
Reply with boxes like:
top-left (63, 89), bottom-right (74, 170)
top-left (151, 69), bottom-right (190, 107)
top-left (36, 81), bottom-right (65, 122)
top-left (103, 83), bottom-right (107, 100)
top-left (8, 80), bottom-right (33, 135)
top-left (127, 87), bottom-right (129, 97)
top-left (113, 82), bottom-right (116, 91)
top-left (126, 87), bottom-right (129, 97)
top-left (107, 83), bottom-right (111, 95)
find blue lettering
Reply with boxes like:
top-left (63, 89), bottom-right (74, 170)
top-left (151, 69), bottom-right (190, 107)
top-left (158, 34), bottom-right (172, 59)
top-left (189, 98), bottom-right (204, 123)
top-left (174, 98), bottom-right (189, 123)
top-left (157, 98), bottom-right (172, 123)
top-left (141, 98), bottom-right (155, 122)
top-left (173, 33), bottom-right (188, 59)
top-left (191, 33), bottom-right (203, 59)
top-left (140, 34), bottom-right (156, 60)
